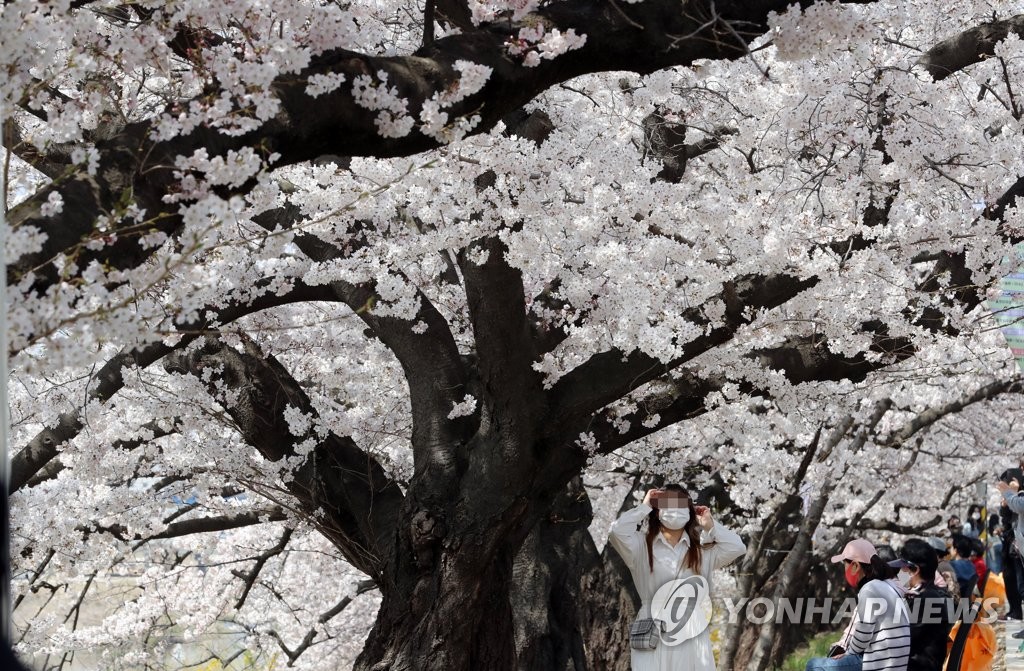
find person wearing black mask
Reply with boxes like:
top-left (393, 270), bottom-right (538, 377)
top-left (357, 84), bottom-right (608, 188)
top-left (889, 539), bottom-right (954, 671)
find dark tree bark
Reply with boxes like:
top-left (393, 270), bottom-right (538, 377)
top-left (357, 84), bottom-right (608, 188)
top-left (511, 477), bottom-right (635, 671)
top-left (9, 282), bottom-right (335, 492)
top-left (15, 8), bottom-right (1024, 671)
top-left (163, 337), bottom-right (406, 578)
top-left (919, 15), bottom-right (1024, 81)
top-left (158, 324), bottom-right (646, 671)
top-left (11, 0), bottom-right (870, 299)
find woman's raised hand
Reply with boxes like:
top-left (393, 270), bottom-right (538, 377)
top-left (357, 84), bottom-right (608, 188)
top-left (696, 505), bottom-right (714, 531)
top-left (642, 488), bottom-right (659, 507)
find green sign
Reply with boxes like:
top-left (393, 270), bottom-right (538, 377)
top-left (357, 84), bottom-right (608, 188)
top-left (988, 245), bottom-right (1024, 371)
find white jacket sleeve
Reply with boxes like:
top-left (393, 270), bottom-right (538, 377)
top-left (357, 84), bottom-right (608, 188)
top-left (702, 522), bottom-right (747, 570)
top-left (608, 501), bottom-right (652, 568)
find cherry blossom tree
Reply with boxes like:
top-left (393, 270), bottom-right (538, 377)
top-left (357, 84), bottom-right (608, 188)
top-left (713, 372), bottom-right (1024, 671)
top-left (8, 0), bottom-right (1024, 669)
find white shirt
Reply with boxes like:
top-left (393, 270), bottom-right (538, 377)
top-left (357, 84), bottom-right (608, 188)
top-left (652, 528), bottom-right (690, 580)
top-left (608, 502), bottom-right (746, 610)
top-left (608, 501), bottom-right (747, 671)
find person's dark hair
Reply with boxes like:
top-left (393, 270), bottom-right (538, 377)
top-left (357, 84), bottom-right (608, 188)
top-left (1002, 467), bottom-right (1024, 485)
top-left (900, 538), bottom-right (939, 582)
top-left (855, 554), bottom-right (894, 586)
top-left (876, 544), bottom-right (897, 563)
top-left (989, 512), bottom-right (1001, 535)
top-left (969, 537), bottom-right (985, 559)
top-left (875, 545), bottom-right (898, 579)
top-left (646, 484), bottom-right (701, 573)
top-left (951, 533), bottom-right (974, 559)
top-left (948, 515), bottom-right (961, 525)
top-left (965, 505), bottom-right (984, 532)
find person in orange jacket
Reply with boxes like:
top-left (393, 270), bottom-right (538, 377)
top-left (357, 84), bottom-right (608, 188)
top-left (943, 571), bottom-right (996, 671)
top-left (944, 619), bottom-right (995, 671)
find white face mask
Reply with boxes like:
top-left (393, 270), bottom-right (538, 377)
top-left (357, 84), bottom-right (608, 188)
top-left (659, 508), bottom-right (690, 530)
top-left (897, 570), bottom-right (913, 588)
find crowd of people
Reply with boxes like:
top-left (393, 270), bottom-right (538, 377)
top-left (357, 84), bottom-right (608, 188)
top-left (609, 470), bottom-right (1024, 671)
top-left (804, 535), bottom-right (993, 671)
top-left (804, 463), bottom-right (1024, 671)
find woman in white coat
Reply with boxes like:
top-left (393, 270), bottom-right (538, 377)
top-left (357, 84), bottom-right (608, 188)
top-left (609, 484), bottom-right (746, 671)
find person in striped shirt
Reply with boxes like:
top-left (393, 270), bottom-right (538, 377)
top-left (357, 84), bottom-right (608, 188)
top-left (806, 539), bottom-right (911, 671)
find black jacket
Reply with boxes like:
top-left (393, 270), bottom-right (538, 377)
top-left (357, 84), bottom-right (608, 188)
top-left (1003, 508), bottom-right (1018, 550)
top-left (905, 582), bottom-right (954, 671)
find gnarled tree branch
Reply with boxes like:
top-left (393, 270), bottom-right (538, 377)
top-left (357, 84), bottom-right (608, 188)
top-left (164, 335), bottom-right (404, 579)
top-left (12, 0), bottom-right (850, 298)
top-left (919, 14), bottom-right (1024, 82)
top-left (10, 280), bottom-right (337, 493)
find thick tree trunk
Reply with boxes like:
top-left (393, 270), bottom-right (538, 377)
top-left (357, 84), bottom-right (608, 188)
top-left (354, 477), bottom-right (636, 671)
top-left (167, 329), bottom-right (643, 670)
top-left (577, 550), bottom-right (636, 671)
top-left (579, 497), bottom-right (641, 671)
top-left (513, 477), bottom-right (604, 671)
top-left (511, 476), bottom-right (637, 671)
top-left (355, 523), bottom-right (521, 671)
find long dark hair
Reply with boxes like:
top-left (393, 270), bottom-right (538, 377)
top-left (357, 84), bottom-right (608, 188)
top-left (854, 554), bottom-right (893, 589)
top-left (646, 484), bottom-right (702, 573)
top-left (965, 505), bottom-right (983, 534)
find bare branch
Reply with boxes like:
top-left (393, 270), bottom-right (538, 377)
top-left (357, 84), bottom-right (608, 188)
top-left (89, 508), bottom-right (288, 543)
top-left (232, 528), bottom-right (294, 609)
top-left (164, 336), bottom-right (404, 578)
top-left (826, 516), bottom-right (943, 535)
top-left (919, 14), bottom-right (1024, 81)
top-left (269, 579), bottom-right (378, 665)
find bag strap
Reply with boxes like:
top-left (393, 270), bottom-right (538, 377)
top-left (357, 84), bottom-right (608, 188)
top-left (642, 533), bottom-right (689, 606)
top-left (672, 547), bottom-right (688, 580)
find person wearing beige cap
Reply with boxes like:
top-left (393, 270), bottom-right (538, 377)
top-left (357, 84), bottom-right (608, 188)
top-left (805, 538), bottom-right (911, 671)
